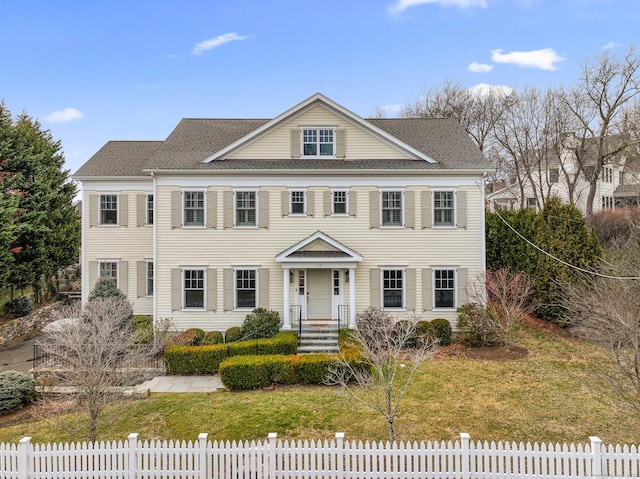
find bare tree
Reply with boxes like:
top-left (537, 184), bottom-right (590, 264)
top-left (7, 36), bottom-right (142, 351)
top-left (564, 219), bottom-right (640, 412)
top-left (39, 297), bottom-right (161, 442)
top-left (556, 46), bottom-right (640, 217)
top-left (325, 308), bottom-right (437, 441)
top-left (485, 269), bottom-right (536, 344)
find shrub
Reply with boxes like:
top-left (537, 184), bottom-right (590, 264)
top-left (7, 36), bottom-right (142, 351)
top-left (88, 277), bottom-right (125, 301)
top-left (132, 315), bottom-right (154, 343)
top-left (430, 318), bottom-right (452, 346)
top-left (5, 296), bottom-right (34, 317)
top-left (168, 328), bottom-right (205, 346)
top-left (457, 303), bottom-right (500, 347)
top-left (203, 331), bottom-right (224, 345)
top-left (225, 326), bottom-right (243, 343)
top-left (164, 332), bottom-right (298, 375)
top-left (0, 371), bottom-right (36, 415)
top-left (415, 320), bottom-right (436, 345)
top-left (241, 308), bottom-right (281, 340)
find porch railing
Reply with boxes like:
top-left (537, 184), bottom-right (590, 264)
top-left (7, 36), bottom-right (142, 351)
top-left (290, 304), bottom-right (302, 345)
top-left (337, 305), bottom-right (349, 332)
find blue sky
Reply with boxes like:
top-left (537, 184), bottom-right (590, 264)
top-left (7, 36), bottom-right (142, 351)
top-left (1, 0), bottom-right (638, 175)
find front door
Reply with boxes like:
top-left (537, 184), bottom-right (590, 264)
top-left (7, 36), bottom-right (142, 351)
top-left (307, 269), bottom-right (332, 320)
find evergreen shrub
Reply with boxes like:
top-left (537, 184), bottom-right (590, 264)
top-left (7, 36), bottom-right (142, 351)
top-left (0, 371), bottom-right (36, 415)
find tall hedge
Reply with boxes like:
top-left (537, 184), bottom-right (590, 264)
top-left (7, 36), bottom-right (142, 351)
top-left (486, 197), bottom-right (601, 323)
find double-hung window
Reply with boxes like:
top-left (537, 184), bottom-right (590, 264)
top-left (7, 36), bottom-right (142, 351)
top-left (184, 191), bottom-right (204, 226)
top-left (433, 191), bottom-right (455, 227)
top-left (290, 190), bottom-right (305, 215)
top-left (333, 190), bottom-right (348, 215)
top-left (235, 269), bottom-right (256, 309)
top-left (99, 194), bottom-right (118, 225)
top-left (146, 194), bottom-right (154, 225)
top-left (99, 261), bottom-right (118, 282)
top-left (602, 195), bottom-right (614, 210)
top-left (146, 261), bottom-right (154, 297)
top-left (184, 269), bottom-right (205, 309)
top-left (382, 269), bottom-right (404, 309)
top-left (236, 191), bottom-right (256, 226)
top-left (382, 191), bottom-right (403, 226)
top-left (602, 166), bottom-right (613, 183)
top-left (434, 269), bottom-right (455, 309)
top-left (302, 128), bottom-right (334, 157)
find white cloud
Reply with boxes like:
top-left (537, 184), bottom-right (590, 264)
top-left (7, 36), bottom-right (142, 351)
top-left (191, 32), bottom-right (249, 55)
top-left (469, 83), bottom-right (513, 97)
top-left (490, 48), bottom-right (565, 70)
top-left (468, 62), bottom-right (494, 73)
top-left (388, 0), bottom-right (487, 13)
top-left (602, 41), bottom-right (621, 50)
top-left (44, 108), bottom-right (84, 123)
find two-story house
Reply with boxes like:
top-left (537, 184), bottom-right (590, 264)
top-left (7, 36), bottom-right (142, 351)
top-left (73, 93), bottom-right (491, 332)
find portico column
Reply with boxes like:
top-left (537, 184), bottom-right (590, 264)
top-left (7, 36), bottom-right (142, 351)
top-left (349, 268), bottom-right (356, 328)
top-left (282, 269), bottom-right (291, 330)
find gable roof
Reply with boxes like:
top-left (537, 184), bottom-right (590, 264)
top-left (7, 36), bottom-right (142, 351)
top-left (276, 231), bottom-right (363, 264)
top-left (74, 94), bottom-right (492, 178)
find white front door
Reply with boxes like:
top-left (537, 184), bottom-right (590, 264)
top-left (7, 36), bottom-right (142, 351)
top-left (307, 269), bottom-right (332, 320)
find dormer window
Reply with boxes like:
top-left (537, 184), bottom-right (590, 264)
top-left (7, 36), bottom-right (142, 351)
top-left (302, 128), bottom-right (334, 157)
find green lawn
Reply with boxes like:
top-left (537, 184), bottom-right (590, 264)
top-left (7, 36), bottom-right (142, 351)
top-left (0, 321), bottom-right (638, 446)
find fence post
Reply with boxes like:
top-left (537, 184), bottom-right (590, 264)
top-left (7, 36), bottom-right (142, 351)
top-left (590, 436), bottom-right (602, 479)
top-left (460, 433), bottom-right (470, 479)
top-left (268, 433), bottom-right (277, 479)
top-left (198, 433), bottom-right (208, 479)
top-left (18, 437), bottom-right (31, 479)
top-left (128, 433), bottom-right (138, 479)
top-left (335, 433), bottom-right (345, 479)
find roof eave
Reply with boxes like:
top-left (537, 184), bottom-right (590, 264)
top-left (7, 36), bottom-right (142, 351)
top-left (73, 175), bottom-right (152, 181)
top-left (143, 167), bottom-right (492, 176)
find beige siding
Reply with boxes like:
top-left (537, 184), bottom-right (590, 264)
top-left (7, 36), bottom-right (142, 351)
top-left (83, 188), bottom-right (154, 315)
top-left (154, 183), bottom-right (485, 331)
top-left (229, 105), bottom-right (408, 160)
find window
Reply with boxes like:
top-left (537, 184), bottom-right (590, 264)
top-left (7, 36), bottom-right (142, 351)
top-left (146, 194), bottom-right (154, 225)
top-left (184, 191), bottom-right (204, 226)
top-left (99, 261), bottom-right (118, 282)
top-left (602, 166), bottom-right (613, 183)
top-left (302, 128), bottom-right (334, 157)
top-left (382, 269), bottom-right (404, 309)
top-left (381, 191), bottom-right (402, 226)
top-left (549, 168), bottom-right (559, 184)
top-left (602, 195), bottom-right (614, 210)
top-left (184, 269), bottom-right (204, 309)
top-left (290, 190), bottom-right (305, 215)
top-left (620, 171), bottom-right (626, 185)
top-left (434, 269), bottom-right (455, 309)
top-left (235, 269), bottom-right (256, 309)
top-left (433, 191), bottom-right (454, 226)
top-left (236, 191), bottom-right (256, 226)
top-left (333, 190), bottom-right (347, 215)
top-left (99, 194), bottom-right (118, 225)
top-left (146, 261), bottom-right (154, 297)
top-left (526, 197), bottom-right (537, 209)
top-left (333, 270), bottom-right (341, 295)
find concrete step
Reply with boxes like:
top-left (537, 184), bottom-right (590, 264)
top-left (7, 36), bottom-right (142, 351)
top-left (298, 344), bottom-right (340, 353)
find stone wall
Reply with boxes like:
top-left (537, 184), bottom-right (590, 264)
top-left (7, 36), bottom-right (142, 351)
top-left (0, 303), bottom-right (61, 349)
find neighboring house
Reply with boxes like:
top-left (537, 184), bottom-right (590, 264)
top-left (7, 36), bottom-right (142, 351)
top-left (487, 133), bottom-right (640, 214)
top-left (73, 93), bottom-right (491, 332)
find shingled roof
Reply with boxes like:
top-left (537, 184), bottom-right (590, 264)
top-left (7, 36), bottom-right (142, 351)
top-left (74, 103), bottom-right (491, 178)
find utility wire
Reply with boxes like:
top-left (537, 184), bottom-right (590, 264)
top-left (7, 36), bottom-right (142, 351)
top-left (492, 207), bottom-right (640, 280)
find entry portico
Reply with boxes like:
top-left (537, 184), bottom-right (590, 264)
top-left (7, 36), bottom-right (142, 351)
top-left (276, 231), bottom-right (362, 329)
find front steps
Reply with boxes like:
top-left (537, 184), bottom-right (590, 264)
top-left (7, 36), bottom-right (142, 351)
top-left (296, 321), bottom-right (340, 353)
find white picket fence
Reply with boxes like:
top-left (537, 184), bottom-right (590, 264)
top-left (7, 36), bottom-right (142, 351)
top-left (1, 432), bottom-right (639, 479)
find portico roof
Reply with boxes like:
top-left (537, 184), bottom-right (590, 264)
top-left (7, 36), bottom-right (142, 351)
top-left (276, 231), bottom-right (363, 265)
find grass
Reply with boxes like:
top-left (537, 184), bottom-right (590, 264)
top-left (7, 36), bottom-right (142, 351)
top-left (0, 320), bottom-right (638, 446)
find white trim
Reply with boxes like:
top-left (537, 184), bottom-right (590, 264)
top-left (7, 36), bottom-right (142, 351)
top-left (233, 189), bottom-right (259, 228)
top-left (432, 267), bottom-right (458, 311)
top-left (182, 267), bottom-right (207, 311)
top-left (380, 267), bottom-right (406, 311)
top-left (276, 230), bottom-right (363, 263)
top-left (379, 189), bottom-right (405, 228)
top-left (233, 266), bottom-right (259, 311)
top-left (201, 93), bottom-right (436, 163)
top-left (331, 189), bottom-right (349, 215)
top-left (181, 189), bottom-right (206, 228)
top-left (289, 188), bottom-right (307, 216)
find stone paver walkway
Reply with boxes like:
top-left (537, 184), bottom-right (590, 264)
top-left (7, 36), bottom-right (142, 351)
top-left (137, 375), bottom-right (224, 393)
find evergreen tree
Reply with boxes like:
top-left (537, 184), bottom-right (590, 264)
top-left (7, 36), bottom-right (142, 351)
top-left (0, 101), bottom-right (80, 297)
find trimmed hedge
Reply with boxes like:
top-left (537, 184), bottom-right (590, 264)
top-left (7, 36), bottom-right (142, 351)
top-left (431, 318), bottom-right (452, 346)
top-left (203, 331), bottom-right (224, 345)
top-left (164, 331), bottom-right (298, 375)
top-left (225, 326), bottom-right (243, 343)
top-left (219, 353), bottom-right (338, 390)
